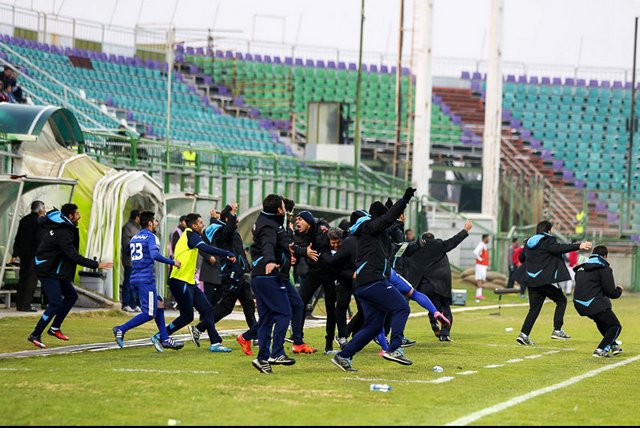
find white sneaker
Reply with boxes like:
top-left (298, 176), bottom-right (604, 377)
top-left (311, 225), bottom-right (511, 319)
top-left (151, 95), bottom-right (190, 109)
top-left (122, 305), bottom-right (134, 312)
top-left (133, 306), bottom-right (142, 313)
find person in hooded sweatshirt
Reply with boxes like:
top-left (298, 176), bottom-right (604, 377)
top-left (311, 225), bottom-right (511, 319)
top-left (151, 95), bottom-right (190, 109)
top-left (514, 220), bottom-right (592, 346)
top-left (28, 204), bottom-right (113, 349)
top-left (573, 245), bottom-right (623, 358)
top-left (330, 187), bottom-right (416, 372)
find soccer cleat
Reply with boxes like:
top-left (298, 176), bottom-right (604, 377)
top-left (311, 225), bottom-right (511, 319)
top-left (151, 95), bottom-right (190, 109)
top-left (292, 343), bottom-right (317, 354)
top-left (439, 335), bottom-right (453, 342)
top-left (400, 336), bottom-right (416, 348)
top-left (268, 354), bottom-right (296, 366)
top-left (516, 332), bottom-right (535, 346)
top-left (47, 328), bottom-right (69, 341)
top-left (236, 333), bottom-right (253, 356)
top-left (331, 354), bottom-right (358, 372)
top-left (551, 329), bottom-right (571, 340)
top-left (112, 327), bottom-right (124, 348)
top-left (382, 348), bottom-right (413, 365)
top-left (209, 343), bottom-right (232, 353)
top-left (335, 337), bottom-right (348, 349)
top-left (593, 348), bottom-right (611, 358)
top-left (188, 325), bottom-right (201, 348)
top-left (150, 334), bottom-right (163, 353)
top-left (162, 338), bottom-right (185, 351)
top-left (610, 344), bottom-right (623, 355)
top-left (28, 334), bottom-right (46, 349)
top-left (252, 358), bottom-right (273, 374)
top-left (430, 320), bottom-right (441, 338)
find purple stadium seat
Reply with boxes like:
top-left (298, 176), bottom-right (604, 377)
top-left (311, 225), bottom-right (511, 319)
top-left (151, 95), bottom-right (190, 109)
top-left (249, 108), bottom-right (260, 118)
top-left (125, 57), bottom-right (134, 66)
top-left (225, 51), bottom-right (233, 58)
top-left (109, 54), bottom-right (118, 63)
top-left (175, 44), bottom-right (184, 53)
top-left (380, 65), bottom-right (389, 73)
top-left (42, 43), bottom-right (50, 52)
top-left (295, 58), bottom-right (303, 66)
top-left (100, 52), bottom-right (108, 61)
top-left (246, 53), bottom-right (254, 61)
top-left (273, 56), bottom-right (282, 64)
top-left (565, 78), bottom-right (575, 86)
top-left (117, 55), bottom-right (126, 64)
top-left (510, 118), bottom-right (522, 128)
top-left (284, 56), bottom-right (293, 65)
top-left (540, 150), bottom-right (552, 159)
top-left (0, 52), bottom-right (6, 61)
top-left (451, 115), bottom-right (462, 125)
top-left (317, 59), bottom-right (325, 68)
top-left (126, 111), bottom-right (134, 121)
top-left (596, 201), bottom-right (607, 211)
top-left (206, 48), bottom-right (213, 56)
top-left (601, 81), bottom-right (611, 88)
top-left (576, 78), bottom-right (586, 86)
top-left (327, 60), bottom-right (336, 69)
top-left (203, 75), bottom-right (213, 85)
top-left (186, 47), bottom-right (194, 54)
top-left (588, 79), bottom-right (599, 87)
top-left (196, 47), bottom-right (204, 55)
top-left (562, 170), bottom-right (574, 181)
top-left (105, 96), bottom-right (113, 106)
top-left (625, 81), bottom-right (633, 89)
top-left (441, 104), bottom-right (451, 114)
top-left (175, 53), bottom-right (184, 63)
top-left (348, 63), bottom-right (357, 71)
top-left (338, 61), bottom-right (346, 70)
top-left (552, 159), bottom-right (563, 169)
top-left (530, 139), bottom-right (542, 149)
top-left (541, 77), bottom-right (551, 85)
top-left (607, 212), bottom-right (619, 222)
top-left (234, 96), bottom-right (245, 106)
top-left (517, 75), bottom-right (527, 84)
top-left (472, 71), bottom-right (482, 80)
top-left (529, 76), bottom-right (539, 84)
top-left (305, 58), bottom-right (314, 67)
top-left (362, 64), bottom-right (368, 72)
top-left (587, 191), bottom-right (596, 201)
top-left (502, 110), bottom-right (512, 121)
top-left (574, 180), bottom-right (586, 188)
top-left (461, 134), bottom-right (472, 144)
top-left (471, 80), bottom-right (481, 92)
top-left (432, 94), bottom-right (442, 104)
top-left (235, 52), bottom-right (244, 60)
top-left (461, 71), bottom-right (471, 80)
top-left (391, 66), bottom-right (397, 74)
top-left (552, 77), bottom-right (562, 85)
top-left (189, 64), bottom-right (199, 74)
top-left (219, 86), bottom-right (229, 95)
top-left (215, 50), bottom-right (224, 58)
top-left (264, 55), bottom-right (272, 63)
top-left (254, 54), bottom-right (263, 62)
top-left (520, 128), bottom-right (531, 138)
top-left (370, 64), bottom-right (378, 73)
top-left (612, 81), bottom-right (623, 89)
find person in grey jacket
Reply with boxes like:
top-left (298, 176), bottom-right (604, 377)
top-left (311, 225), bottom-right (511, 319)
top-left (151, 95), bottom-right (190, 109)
top-left (573, 245), bottom-right (623, 358)
top-left (120, 209), bottom-right (141, 312)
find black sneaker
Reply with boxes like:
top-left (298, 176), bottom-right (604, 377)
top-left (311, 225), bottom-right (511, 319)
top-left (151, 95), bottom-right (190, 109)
top-left (516, 332), bottom-right (535, 346)
top-left (551, 329), bottom-right (571, 340)
top-left (268, 354), bottom-right (296, 366)
top-left (593, 348), bottom-right (611, 358)
top-left (163, 338), bottom-right (185, 351)
top-left (430, 320), bottom-right (441, 338)
top-left (382, 348), bottom-right (413, 365)
top-left (439, 335), bottom-right (453, 342)
top-left (28, 334), bottom-right (46, 349)
top-left (252, 358), bottom-right (273, 374)
top-left (610, 344), bottom-right (623, 355)
top-left (188, 325), bottom-right (201, 347)
top-left (331, 354), bottom-right (358, 372)
top-left (335, 337), bottom-right (348, 349)
top-left (400, 336), bottom-right (416, 348)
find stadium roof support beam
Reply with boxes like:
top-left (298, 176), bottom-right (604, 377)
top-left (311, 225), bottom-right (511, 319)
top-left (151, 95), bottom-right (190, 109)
top-left (481, 0), bottom-right (503, 232)
top-left (411, 0), bottom-right (434, 198)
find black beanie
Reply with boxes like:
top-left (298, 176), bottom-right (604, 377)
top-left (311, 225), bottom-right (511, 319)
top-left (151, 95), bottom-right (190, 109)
top-left (369, 201), bottom-right (388, 218)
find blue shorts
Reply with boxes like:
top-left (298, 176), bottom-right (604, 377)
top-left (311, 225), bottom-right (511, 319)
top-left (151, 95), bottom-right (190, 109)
top-left (134, 283), bottom-right (160, 317)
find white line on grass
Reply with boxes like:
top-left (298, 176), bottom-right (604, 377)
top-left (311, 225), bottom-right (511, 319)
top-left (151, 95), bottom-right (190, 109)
top-left (445, 355), bottom-right (640, 426)
top-left (484, 364), bottom-right (504, 368)
top-left (456, 371), bottom-right (478, 375)
top-left (506, 358), bottom-right (524, 363)
top-left (0, 367), bottom-right (30, 371)
top-left (113, 368), bottom-right (219, 375)
top-left (524, 354), bottom-right (543, 359)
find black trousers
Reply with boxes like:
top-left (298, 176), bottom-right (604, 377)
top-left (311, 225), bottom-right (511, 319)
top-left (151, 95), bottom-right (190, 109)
top-left (588, 309), bottom-right (622, 351)
top-left (16, 261), bottom-right (38, 309)
top-left (426, 292), bottom-right (453, 337)
top-left (346, 296), bottom-right (364, 337)
top-left (335, 278), bottom-right (353, 338)
top-left (299, 272), bottom-right (336, 349)
top-left (520, 283), bottom-right (567, 336)
top-left (507, 265), bottom-right (516, 289)
top-left (197, 280), bottom-right (257, 331)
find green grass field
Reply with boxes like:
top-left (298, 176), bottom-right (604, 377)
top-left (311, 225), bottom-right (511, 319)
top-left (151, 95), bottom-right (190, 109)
top-left (1, 283), bottom-right (638, 426)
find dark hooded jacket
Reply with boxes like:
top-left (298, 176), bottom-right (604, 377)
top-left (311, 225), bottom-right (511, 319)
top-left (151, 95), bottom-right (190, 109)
top-left (573, 254), bottom-right (621, 316)
top-left (350, 197), bottom-right (409, 287)
top-left (321, 234), bottom-right (357, 283)
top-left (250, 211), bottom-right (289, 277)
top-left (405, 229), bottom-right (469, 298)
top-left (513, 233), bottom-right (580, 288)
top-left (35, 209), bottom-right (99, 280)
top-left (294, 215), bottom-right (331, 275)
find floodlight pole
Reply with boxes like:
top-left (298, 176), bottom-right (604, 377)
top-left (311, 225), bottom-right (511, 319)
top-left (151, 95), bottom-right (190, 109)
top-left (626, 17), bottom-right (638, 231)
top-left (165, 27), bottom-right (174, 192)
top-left (354, 0), bottom-right (365, 190)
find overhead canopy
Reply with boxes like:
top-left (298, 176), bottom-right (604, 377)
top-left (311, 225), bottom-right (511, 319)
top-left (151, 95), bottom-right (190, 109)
top-left (0, 104), bottom-right (84, 147)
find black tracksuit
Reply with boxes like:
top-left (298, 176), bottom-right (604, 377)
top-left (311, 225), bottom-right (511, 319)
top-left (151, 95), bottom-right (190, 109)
top-left (322, 234), bottom-right (357, 339)
top-left (405, 229), bottom-right (469, 337)
top-left (514, 233), bottom-right (581, 335)
top-left (31, 209), bottom-right (100, 337)
top-left (573, 255), bottom-right (622, 351)
top-left (295, 217), bottom-right (336, 350)
top-left (12, 212), bottom-right (45, 310)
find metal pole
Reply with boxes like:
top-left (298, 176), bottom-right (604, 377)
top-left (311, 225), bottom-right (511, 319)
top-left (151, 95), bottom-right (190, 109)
top-left (354, 0), bottom-right (365, 189)
top-left (626, 17), bottom-right (638, 231)
top-left (165, 28), bottom-right (174, 178)
top-left (392, 0), bottom-right (405, 178)
top-left (404, 0), bottom-right (417, 182)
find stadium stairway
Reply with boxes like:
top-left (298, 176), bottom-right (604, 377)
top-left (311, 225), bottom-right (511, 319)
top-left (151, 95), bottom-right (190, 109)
top-left (433, 86), bottom-right (619, 237)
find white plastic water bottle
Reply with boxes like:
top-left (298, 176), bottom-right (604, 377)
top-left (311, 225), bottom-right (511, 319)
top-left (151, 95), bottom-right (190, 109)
top-left (433, 365), bottom-right (444, 373)
top-left (370, 383), bottom-right (392, 392)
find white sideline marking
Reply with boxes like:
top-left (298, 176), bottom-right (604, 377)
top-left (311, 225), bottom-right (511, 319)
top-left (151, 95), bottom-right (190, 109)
top-left (445, 355), bottom-right (640, 426)
top-left (524, 354), bottom-right (543, 359)
top-left (345, 376), bottom-right (450, 384)
top-left (484, 364), bottom-right (504, 369)
top-left (457, 371), bottom-right (477, 375)
top-left (0, 367), bottom-right (30, 371)
top-left (506, 358), bottom-right (524, 363)
top-left (113, 368), bottom-right (219, 375)
top-left (543, 350), bottom-right (561, 355)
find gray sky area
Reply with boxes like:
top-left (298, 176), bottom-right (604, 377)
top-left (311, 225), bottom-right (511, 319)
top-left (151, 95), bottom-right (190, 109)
top-left (12, 0), bottom-right (640, 72)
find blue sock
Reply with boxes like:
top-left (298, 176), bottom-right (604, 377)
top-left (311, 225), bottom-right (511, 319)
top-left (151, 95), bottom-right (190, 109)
top-left (411, 289), bottom-right (438, 314)
top-left (120, 313), bottom-right (153, 333)
top-left (155, 308), bottom-right (170, 341)
top-left (377, 329), bottom-right (390, 351)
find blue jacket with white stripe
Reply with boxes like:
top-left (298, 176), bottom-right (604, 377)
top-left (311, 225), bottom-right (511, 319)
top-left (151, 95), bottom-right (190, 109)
top-left (573, 255), bottom-right (621, 316)
top-left (514, 233), bottom-right (580, 288)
